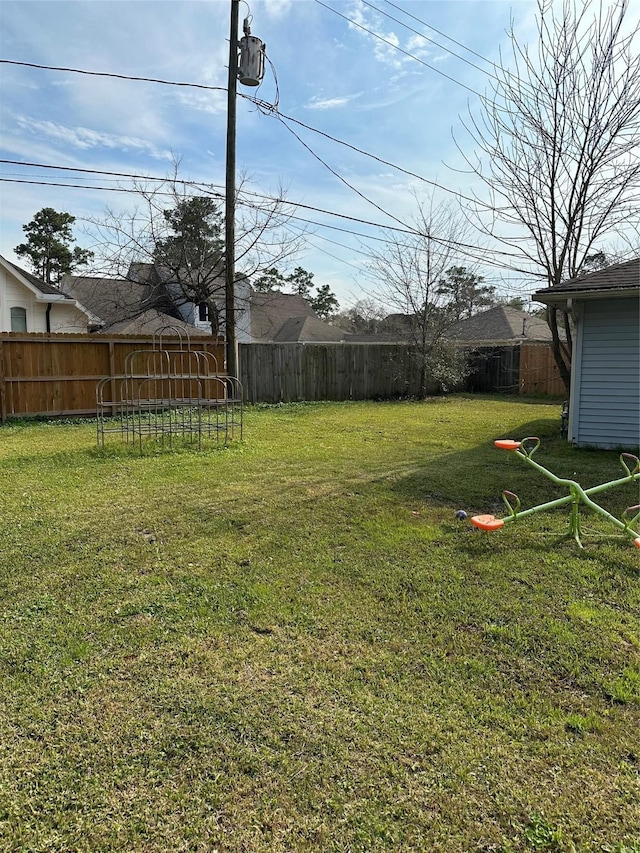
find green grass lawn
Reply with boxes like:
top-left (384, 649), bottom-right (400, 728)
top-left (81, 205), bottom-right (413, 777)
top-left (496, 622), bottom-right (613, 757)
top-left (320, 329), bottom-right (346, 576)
top-left (0, 396), bottom-right (638, 852)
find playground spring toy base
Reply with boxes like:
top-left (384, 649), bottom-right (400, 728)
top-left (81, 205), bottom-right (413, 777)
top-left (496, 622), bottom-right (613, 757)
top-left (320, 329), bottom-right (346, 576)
top-left (468, 438), bottom-right (640, 549)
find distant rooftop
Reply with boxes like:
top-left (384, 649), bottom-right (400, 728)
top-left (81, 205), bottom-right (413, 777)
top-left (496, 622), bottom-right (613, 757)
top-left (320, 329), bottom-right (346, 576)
top-left (447, 305), bottom-right (553, 343)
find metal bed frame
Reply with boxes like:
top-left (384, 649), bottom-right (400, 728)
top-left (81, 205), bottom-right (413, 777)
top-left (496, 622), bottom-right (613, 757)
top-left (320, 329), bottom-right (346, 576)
top-left (96, 326), bottom-right (242, 450)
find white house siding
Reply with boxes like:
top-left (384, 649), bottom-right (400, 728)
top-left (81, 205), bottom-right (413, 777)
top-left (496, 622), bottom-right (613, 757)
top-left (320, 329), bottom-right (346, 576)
top-left (46, 303), bottom-right (90, 333)
top-left (0, 267), bottom-right (31, 331)
top-left (572, 297), bottom-right (640, 449)
top-left (0, 266), bottom-right (89, 333)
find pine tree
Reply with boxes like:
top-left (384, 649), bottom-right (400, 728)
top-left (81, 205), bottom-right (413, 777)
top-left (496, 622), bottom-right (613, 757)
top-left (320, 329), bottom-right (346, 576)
top-left (15, 208), bottom-right (93, 286)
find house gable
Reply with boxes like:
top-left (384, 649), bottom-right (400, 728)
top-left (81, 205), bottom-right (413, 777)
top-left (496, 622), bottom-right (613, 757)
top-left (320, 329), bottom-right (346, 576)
top-left (0, 255), bottom-right (93, 333)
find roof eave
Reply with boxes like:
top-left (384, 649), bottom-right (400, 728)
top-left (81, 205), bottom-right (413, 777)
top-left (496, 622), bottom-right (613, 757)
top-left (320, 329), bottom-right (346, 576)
top-left (532, 286), bottom-right (640, 305)
top-left (33, 292), bottom-right (74, 303)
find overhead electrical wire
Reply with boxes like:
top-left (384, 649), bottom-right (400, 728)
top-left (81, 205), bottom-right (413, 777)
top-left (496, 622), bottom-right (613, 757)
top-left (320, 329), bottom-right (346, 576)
top-left (0, 172), bottom-right (522, 271)
top-left (0, 160), bottom-right (416, 235)
top-left (1, 159), bottom-right (526, 263)
top-left (0, 61), bottom-right (528, 269)
top-left (272, 116), bottom-right (416, 234)
top-left (0, 58), bottom-right (228, 92)
top-left (0, 173), bottom-right (415, 236)
top-left (383, 0), bottom-right (516, 77)
top-left (379, 0), bottom-right (541, 99)
top-left (357, 0), bottom-right (503, 84)
top-left (313, 0), bottom-right (484, 98)
top-left (0, 58), bottom-right (489, 208)
top-left (303, 238), bottom-right (365, 272)
top-left (312, 2), bottom-right (542, 117)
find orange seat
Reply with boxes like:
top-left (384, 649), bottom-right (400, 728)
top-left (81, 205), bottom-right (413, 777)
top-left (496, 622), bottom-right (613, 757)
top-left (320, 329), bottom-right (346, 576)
top-left (471, 514), bottom-right (505, 531)
top-left (494, 439), bottom-right (521, 451)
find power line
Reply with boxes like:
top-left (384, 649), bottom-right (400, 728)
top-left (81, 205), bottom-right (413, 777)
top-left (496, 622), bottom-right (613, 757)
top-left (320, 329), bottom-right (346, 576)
top-left (1, 159), bottom-right (471, 248)
top-left (0, 58), bottom-right (227, 93)
top-left (0, 65), bottom-right (528, 267)
top-left (381, 0), bottom-right (539, 98)
top-left (358, 0), bottom-right (502, 84)
top-left (0, 176), bottom-right (168, 195)
top-left (1, 58), bottom-right (489, 208)
top-left (273, 117), bottom-right (416, 234)
top-left (383, 0), bottom-right (504, 72)
top-left (0, 171), bottom-right (521, 271)
top-left (254, 105), bottom-right (490, 209)
top-left (0, 173), bottom-right (415, 236)
top-left (313, 2), bottom-right (539, 121)
top-left (0, 167), bottom-right (525, 270)
top-left (304, 237), bottom-right (365, 272)
top-left (314, 0), bottom-right (484, 99)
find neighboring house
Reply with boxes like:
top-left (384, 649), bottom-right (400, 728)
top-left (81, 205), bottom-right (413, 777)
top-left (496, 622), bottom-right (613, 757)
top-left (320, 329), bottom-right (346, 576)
top-left (445, 305), bottom-right (554, 344)
top-left (105, 308), bottom-right (203, 336)
top-left (532, 258), bottom-right (640, 449)
top-left (339, 306), bottom-right (554, 345)
top-left (60, 263), bottom-right (251, 341)
top-left (0, 255), bottom-right (96, 333)
top-left (59, 272), bottom-right (159, 332)
top-left (61, 267), bottom-right (342, 343)
top-left (250, 290), bottom-right (344, 342)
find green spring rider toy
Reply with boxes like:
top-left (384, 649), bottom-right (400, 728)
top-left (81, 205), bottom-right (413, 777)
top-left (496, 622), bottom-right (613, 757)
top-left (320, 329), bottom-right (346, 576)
top-left (470, 438), bottom-right (640, 550)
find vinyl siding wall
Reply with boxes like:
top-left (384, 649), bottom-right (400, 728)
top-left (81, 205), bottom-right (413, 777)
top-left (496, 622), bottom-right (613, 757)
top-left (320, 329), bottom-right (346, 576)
top-left (571, 297), bottom-right (640, 449)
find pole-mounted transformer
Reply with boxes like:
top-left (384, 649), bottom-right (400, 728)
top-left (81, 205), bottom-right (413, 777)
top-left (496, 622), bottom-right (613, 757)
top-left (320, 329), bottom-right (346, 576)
top-left (238, 17), bottom-right (265, 87)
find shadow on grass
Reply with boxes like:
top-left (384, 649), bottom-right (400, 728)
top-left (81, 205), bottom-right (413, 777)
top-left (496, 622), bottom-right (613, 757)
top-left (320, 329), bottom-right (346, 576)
top-left (388, 414), bottom-right (640, 551)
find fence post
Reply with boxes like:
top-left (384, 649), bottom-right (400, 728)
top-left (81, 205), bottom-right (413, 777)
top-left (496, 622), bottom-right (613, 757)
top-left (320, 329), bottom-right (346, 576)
top-left (0, 339), bottom-right (6, 424)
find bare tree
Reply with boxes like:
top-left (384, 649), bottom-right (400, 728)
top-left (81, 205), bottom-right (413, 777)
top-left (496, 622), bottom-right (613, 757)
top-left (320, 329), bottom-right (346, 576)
top-left (83, 164), bottom-right (303, 336)
top-left (457, 0), bottom-right (640, 393)
top-left (333, 297), bottom-right (388, 335)
top-left (363, 198), bottom-right (477, 396)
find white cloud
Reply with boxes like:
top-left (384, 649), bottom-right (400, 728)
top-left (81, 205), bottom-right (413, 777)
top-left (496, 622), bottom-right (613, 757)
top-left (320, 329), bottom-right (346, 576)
top-left (347, 1), bottom-right (417, 72)
top-left (306, 92), bottom-right (363, 111)
top-left (176, 89), bottom-right (228, 116)
top-left (15, 115), bottom-right (174, 161)
top-left (259, 0), bottom-right (293, 19)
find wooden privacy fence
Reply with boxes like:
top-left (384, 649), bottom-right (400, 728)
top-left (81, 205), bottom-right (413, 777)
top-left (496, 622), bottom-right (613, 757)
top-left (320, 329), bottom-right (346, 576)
top-left (239, 343), bottom-right (438, 403)
top-left (0, 335), bottom-right (565, 420)
top-left (463, 343), bottom-right (564, 396)
top-left (0, 332), bottom-right (225, 422)
top-left (239, 342), bottom-right (565, 403)
top-left (519, 343), bottom-right (566, 395)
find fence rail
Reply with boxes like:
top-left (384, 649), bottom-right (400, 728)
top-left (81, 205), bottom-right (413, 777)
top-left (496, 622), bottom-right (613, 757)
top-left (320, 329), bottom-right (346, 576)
top-left (0, 334), bottom-right (565, 422)
top-left (519, 343), bottom-right (566, 396)
top-left (239, 342), bottom-right (438, 403)
top-left (0, 332), bottom-right (225, 422)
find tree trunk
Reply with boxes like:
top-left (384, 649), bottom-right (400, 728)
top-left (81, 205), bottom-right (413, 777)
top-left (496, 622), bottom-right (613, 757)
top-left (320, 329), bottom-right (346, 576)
top-left (547, 305), bottom-right (572, 396)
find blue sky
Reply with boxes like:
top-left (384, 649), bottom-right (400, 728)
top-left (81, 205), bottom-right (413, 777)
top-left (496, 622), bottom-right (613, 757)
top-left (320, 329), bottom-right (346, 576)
top-left (1, 0), bottom-right (547, 308)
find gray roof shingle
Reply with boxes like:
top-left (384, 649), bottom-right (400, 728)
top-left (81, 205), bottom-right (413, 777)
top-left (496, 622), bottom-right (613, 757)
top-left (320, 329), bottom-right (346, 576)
top-left (3, 257), bottom-right (76, 298)
top-left (533, 258), bottom-right (640, 299)
top-left (250, 291), bottom-right (316, 340)
top-left (60, 274), bottom-right (162, 328)
top-left (446, 305), bottom-right (553, 343)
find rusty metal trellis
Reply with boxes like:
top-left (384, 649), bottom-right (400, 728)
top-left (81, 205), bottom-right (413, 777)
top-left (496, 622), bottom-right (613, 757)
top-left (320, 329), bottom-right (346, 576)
top-left (96, 326), bottom-right (242, 451)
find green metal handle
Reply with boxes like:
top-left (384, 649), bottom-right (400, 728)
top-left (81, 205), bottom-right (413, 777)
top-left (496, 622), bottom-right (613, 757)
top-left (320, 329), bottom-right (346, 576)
top-left (620, 453), bottom-right (640, 477)
top-left (622, 505), bottom-right (640, 530)
top-left (502, 490), bottom-right (521, 517)
top-left (520, 437), bottom-right (541, 458)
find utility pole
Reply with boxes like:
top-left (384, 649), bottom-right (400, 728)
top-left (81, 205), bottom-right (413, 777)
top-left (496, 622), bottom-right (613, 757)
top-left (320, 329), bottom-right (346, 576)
top-left (224, 0), bottom-right (240, 378)
top-left (224, 1), bottom-right (265, 379)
